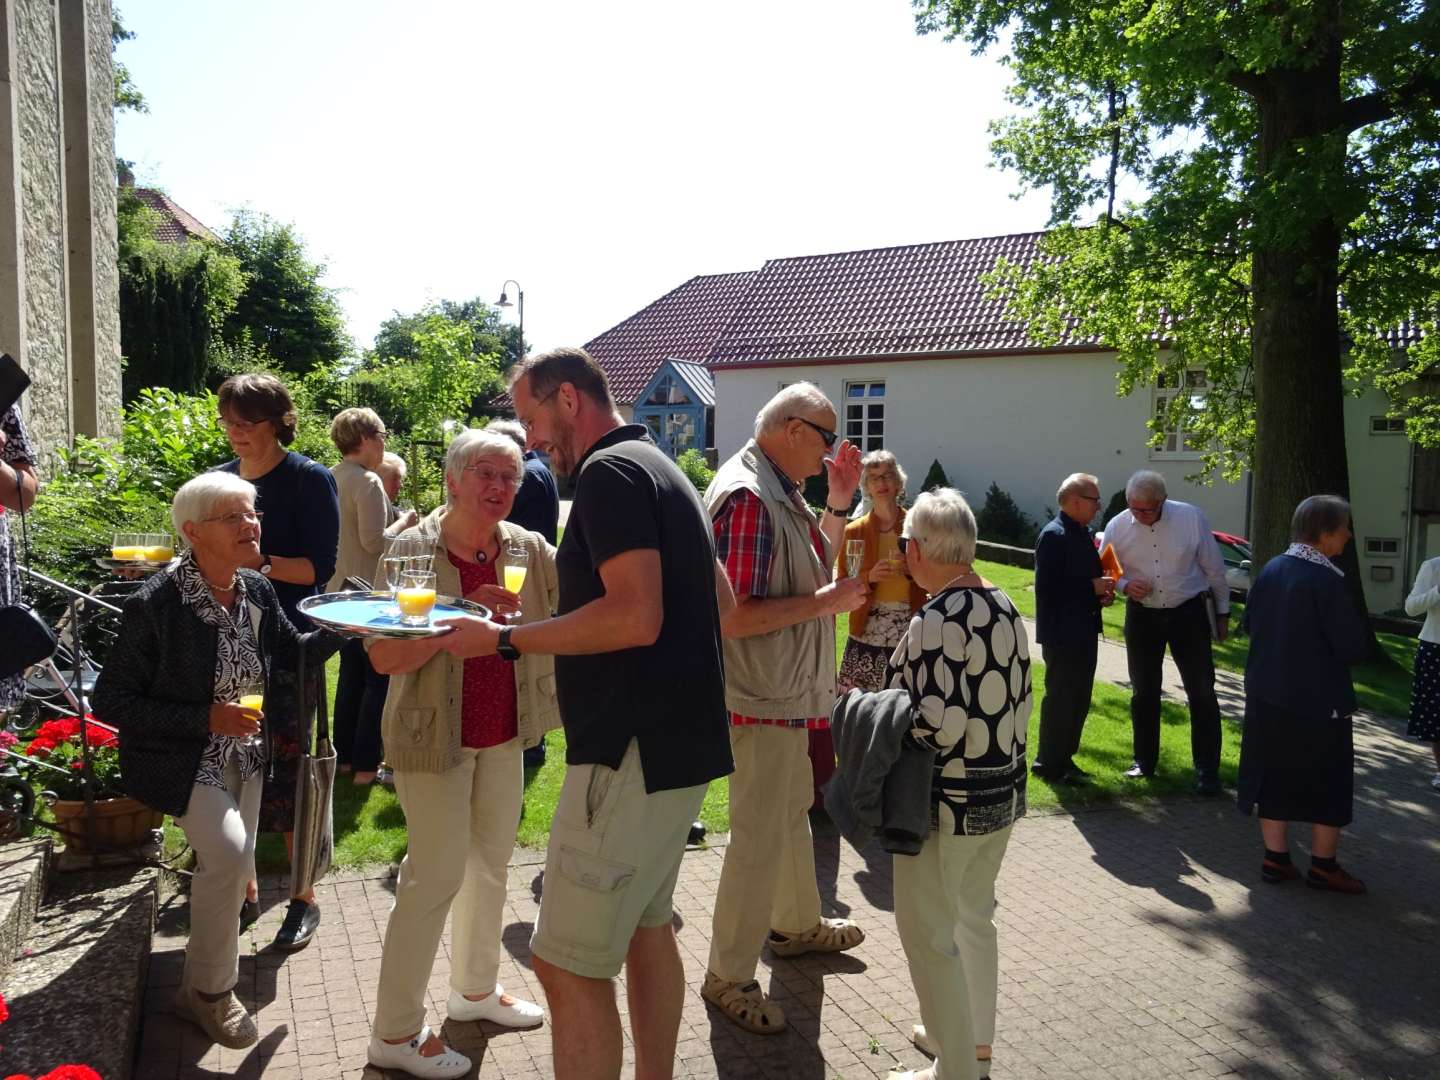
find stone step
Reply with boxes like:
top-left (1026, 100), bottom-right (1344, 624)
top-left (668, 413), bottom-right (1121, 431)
top-left (0, 864), bottom-right (159, 1080)
top-left (0, 839), bottom-right (50, 985)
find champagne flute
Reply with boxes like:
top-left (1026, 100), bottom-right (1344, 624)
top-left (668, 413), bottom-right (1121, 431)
top-left (396, 569), bottom-right (438, 628)
top-left (502, 544), bottom-right (530, 622)
top-left (234, 677), bottom-right (264, 750)
top-left (845, 539), bottom-right (865, 579)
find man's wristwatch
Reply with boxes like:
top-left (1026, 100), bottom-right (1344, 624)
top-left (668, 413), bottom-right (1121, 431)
top-left (259, 556), bottom-right (274, 577)
top-left (825, 503), bottom-right (851, 519)
top-left (497, 626), bottom-right (520, 662)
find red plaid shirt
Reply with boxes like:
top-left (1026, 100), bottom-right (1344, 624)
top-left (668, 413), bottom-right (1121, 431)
top-left (712, 461), bottom-right (829, 730)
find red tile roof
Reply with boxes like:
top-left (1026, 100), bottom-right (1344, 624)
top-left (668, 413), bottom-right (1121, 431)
top-left (584, 271), bottom-right (758, 404)
top-left (132, 188), bottom-right (220, 245)
top-left (706, 233), bottom-right (1072, 367)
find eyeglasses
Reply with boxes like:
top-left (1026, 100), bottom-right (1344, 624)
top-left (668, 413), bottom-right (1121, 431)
top-left (1128, 502), bottom-right (1163, 517)
top-left (462, 465), bottom-right (523, 488)
top-left (216, 415), bottom-right (271, 433)
top-left (202, 510), bottom-right (264, 527)
top-left (1077, 493), bottom-right (1102, 504)
top-left (517, 387), bottom-right (561, 430)
top-left (867, 471), bottom-right (900, 483)
top-left (788, 416), bottom-right (838, 448)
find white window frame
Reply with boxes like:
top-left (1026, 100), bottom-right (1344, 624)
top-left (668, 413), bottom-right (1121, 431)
top-left (1149, 369), bottom-right (1207, 460)
top-left (1364, 537), bottom-right (1400, 558)
top-left (843, 380), bottom-right (886, 452)
top-left (1369, 416), bottom-right (1405, 435)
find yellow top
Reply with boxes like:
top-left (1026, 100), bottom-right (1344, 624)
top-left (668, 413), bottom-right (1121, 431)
top-left (871, 530), bottom-right (911, 604)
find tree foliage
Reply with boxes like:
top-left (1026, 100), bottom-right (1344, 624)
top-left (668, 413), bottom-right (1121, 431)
top-left (373, 297), bottom-right (523, 374)
top-left (975, 481), bottom-right (1040, 548)
top-left (111, 9), bottom-right (146, 114)
top-left (117, 188), bottom-right (246, 401)
top-left (221, 209), bottom-right (352, 376)
top-left (914, 0), bottom-right (1440, 618)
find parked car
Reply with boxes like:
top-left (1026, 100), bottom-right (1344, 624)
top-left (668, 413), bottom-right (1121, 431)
top-left (1094, 529), bottom-right (1253, 601)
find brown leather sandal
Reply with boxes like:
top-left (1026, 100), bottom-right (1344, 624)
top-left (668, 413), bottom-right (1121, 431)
top-left (701, 973), bottom-right (787, 1034)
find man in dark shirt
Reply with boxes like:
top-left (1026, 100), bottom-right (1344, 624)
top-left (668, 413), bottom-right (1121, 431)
top-left (1032, 472), bottom-right (1114, 784)
top-left (436, 347), bottom-right (734, 1080)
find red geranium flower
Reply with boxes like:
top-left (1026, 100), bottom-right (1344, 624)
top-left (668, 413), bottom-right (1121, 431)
top-left (39, 1068), bottom-right (103, 1080)
top-left (0, 990), bottom-right (9, 1023)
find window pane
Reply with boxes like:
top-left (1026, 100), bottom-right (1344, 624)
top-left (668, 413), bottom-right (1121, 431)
top-left (847, 384), bottom-right (866, 398)
top-left (847, 405), bottom-right (863, 420)
top-left (868, 383), bottom-right (886, 397)
top-left (868, 420), bottom-right (884, 436)
top-left (847, 421), bottom-right (863, 438)
top-left (870, 404), bottom-right (884, 419)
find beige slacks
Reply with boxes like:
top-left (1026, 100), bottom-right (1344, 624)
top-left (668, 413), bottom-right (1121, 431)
top-left (373, 738), bottom-right (523, 1040)
top-left (892, 824), bottom-right (1014, 1080)
top-left (707, 724), bottom-right (822, 983)
top-left (176, 758), bottom-right (262, 995)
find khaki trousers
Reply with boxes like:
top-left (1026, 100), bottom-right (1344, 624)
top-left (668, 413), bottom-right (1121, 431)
top-left (892, 825), bottom-right (1014, 1080)
top-left (708, 724), bottom-right (821, 982)
top-left (373, 738), bottom-right (523, 1040)
top-left (175, 759), bottom-right (261, 995)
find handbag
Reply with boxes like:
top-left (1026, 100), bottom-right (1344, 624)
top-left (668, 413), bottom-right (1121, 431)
top-left (290, 639), bottom-right (336, 897)
top-left (0, 602), bottom-right (56, 679)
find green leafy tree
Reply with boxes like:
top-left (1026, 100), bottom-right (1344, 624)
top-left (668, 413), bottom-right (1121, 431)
top-left (221, 209), bottom-right (352, 376)
top-left (914, 0), bottom-right (1440, 627)
top-left (112, 9), bottom-right (146, 114)
top-left (975, 481), bottom-right (1040, 548)
top-left (373, 297), bottom-right (524, 374)
top-left (921, 459), bottom-right (950, 493)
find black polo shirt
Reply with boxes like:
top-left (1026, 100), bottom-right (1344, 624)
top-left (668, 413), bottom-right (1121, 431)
top-left (555, 425), bottom-right (733, 793)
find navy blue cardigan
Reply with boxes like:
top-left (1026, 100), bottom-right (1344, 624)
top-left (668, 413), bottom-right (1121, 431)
top-left (1033, 512), bottom-right (1103, 646)
top-left (92, 569), bottom-right (340, 816)
top-left (1243, 554), bottom-right (1369, 718)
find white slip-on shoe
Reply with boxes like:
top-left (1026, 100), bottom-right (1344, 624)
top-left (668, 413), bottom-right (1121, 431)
top-left (447, 985), bottom-right (545, 1028)
top-left (366, 1025), bottom-right (471, 1079)
top-left (911, 1025), bottom-right (991, 1078)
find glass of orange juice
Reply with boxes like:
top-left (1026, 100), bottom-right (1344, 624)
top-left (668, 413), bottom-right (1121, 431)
top-left (144, 532), bottom-right (176, 563)
top-left (396, 569), bottom-right (438, 627)
top-left (502, 544), bottom-right (529, 621)
top-left (234, 678), bottom-right (264, 748)
top-left (111, 531), bottom-right (143, 562)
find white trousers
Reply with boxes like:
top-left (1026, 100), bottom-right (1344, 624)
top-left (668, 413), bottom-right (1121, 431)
top-left (892, 825), bottom-right (1014, 1080)
top-left (373, 738), bottom-right (523, 1040)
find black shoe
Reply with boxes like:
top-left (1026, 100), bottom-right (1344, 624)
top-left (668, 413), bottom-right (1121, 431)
top-left (1030, 762), bottom-right (1051, 778)
top-left (271, 899), bottom-right (320, 952)
top-left (1059, 769), bottom-right (1091, 785)
top-left (523, 744), bottom-right (547, 768)
top-left (238, 898), bottom-right (260, 934)
top-left (1123, 764), bottom-right (1154, 779)
top-left (1195, 773), bottom-right (1222, 797)
top-left (1067, 764), bottom-right (1091, 779)
top-left (687, 821), bottom-right (706, 846)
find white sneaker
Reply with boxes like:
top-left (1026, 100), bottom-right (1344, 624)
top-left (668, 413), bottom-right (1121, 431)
top-left (366, 1025), bottom-right (471, 1079)
top-left (447, 985), bottom-right (545, 1028)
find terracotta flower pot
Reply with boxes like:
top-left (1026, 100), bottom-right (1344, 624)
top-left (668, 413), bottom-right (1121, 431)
top-left (50, 795), bottom-right (163, 853)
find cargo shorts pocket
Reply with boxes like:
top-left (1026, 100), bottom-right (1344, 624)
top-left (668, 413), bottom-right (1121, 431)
top-left (548, 845), bottom-right (637, 954)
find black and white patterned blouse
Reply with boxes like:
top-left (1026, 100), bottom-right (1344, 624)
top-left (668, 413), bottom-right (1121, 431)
top-left (886, 584), bottom-right (1033, 836)
top-left (172, 552), bottom-right (267, 788)
top-left (1, 406), bottom-right (35, 710)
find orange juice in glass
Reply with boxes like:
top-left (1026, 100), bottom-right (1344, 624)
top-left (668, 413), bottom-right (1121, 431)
top-left (234, 680), bottom-right (264, 748)
top-left (397, 569), bottom-right (437, 627)
top-left (503, 544), bottom-right (530, 621)
top-left (144, 532), bottom-right (175, 563)
top-left (111, 531), bottom-right (143, 562)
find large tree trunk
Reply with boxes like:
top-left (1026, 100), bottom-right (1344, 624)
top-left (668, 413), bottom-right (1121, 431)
top-left (1249, 20), bottom-right (1380, 653)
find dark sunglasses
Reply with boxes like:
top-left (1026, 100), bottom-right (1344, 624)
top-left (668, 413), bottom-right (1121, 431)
top-left (788, 416), bottom-right (838, 449)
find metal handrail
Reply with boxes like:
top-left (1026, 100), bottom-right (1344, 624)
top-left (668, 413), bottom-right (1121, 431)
top-left (19, 565), bottom-right (125, 615)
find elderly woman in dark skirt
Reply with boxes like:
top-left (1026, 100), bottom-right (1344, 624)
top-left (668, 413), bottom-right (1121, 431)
top-left (1238, 495), bottom-right (1371, 894)
top-left (94, 472), bottom-right (340, 1049)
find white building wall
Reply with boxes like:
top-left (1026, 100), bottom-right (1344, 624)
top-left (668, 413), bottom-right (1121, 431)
top-left (713, 351), bottom-right (1250, 536)
top-left (1344, 387), bottom-right (1412, 613)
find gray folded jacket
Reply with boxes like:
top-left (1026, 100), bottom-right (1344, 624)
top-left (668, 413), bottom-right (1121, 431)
top-left (824, 687), bottom-right (936, 856)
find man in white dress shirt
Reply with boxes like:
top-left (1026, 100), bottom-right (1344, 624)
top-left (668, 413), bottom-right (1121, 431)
top-left (1105, 470), bottom-right (1230, 795)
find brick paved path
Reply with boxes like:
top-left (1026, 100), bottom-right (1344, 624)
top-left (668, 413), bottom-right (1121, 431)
top-left (136, 700), bottom-right (1440, 1080)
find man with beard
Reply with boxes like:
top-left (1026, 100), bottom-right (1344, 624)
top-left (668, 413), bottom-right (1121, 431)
top-left (433, 346), bottom-right (734, 1080)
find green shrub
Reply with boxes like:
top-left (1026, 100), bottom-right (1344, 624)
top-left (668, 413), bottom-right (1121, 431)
top-left (675, 449), bottom-right (715, 496)
top-left (975, 481), bottom-right (1040, 548)
top-left (921, 459), bottom-right (950, 492)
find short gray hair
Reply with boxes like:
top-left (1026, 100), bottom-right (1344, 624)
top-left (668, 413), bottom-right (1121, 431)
top-left (754, 382), bottom-right (833, 438)
top-left (1125, 469), bottom-right (1168, 503)
top-left (1057, 472), bottom-right (1099, 505)
top-left (380, 450), bottom-right (407, 477)
top-left (487, 419), bottom-right (527, 451)
top-left (1291, 495), bottom-right (1351, 545)
top-left (860, 449), bottom-right (907, 503)
top-left (175, 471), bottom-right (256, 538)
top-left (903, 486), bottom-right (977, 565)
top-left (444, 428), bottom-right (523, 504)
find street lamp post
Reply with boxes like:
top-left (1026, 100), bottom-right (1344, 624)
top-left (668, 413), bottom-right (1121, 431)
top-left (496, 279), bottom-right (524, 362)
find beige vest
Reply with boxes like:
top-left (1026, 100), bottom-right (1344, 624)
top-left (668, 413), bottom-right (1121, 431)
top-left (705, 441), bottom-right (836, 719)
top-left (366, 509), bottom-right (561, 773)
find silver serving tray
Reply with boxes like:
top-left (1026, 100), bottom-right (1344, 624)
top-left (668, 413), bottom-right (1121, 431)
top-left (95, 556), bottom-right (176, 573)
top-left (297, 590), bottom-right (491, 639)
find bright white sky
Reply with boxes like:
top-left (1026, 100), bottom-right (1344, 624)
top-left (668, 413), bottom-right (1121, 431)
top-left (115, 0), bottom-right (1052, 355)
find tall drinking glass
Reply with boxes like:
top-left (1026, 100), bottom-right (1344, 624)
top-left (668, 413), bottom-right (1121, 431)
top-left (845, 539), bottom-right (865, 579)
top-left (234, 677), bottom-right (264, 751)
top-left (397, 569), bottom-right (438, 628)
top-left (503, 544), bottom-right (530, 622)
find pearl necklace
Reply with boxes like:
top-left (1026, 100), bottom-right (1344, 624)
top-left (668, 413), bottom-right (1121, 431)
top-left (935, 566), bottom-right (976, 593)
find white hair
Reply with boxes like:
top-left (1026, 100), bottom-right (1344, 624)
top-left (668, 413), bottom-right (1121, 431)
top-left (903, 487), bottom-right (977, 565)
top-left (1125, 469), bottom-right (1168, 503)
top-left (1057, 472), bottom-right (1099, 505)
top-left (380, 450), bottom-right (407, 477)
top-left (444, 428), bottom-right (523, 505)
top-left (174, 471), bottom-right (256, 539)
top-left (754, 382), bottom-right (834, 438)
top-left (487, 418), bottom-right (528, 451)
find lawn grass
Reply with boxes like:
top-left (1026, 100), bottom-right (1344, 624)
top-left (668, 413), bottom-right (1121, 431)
top-left (222, 560), bottom-right (1409, 870)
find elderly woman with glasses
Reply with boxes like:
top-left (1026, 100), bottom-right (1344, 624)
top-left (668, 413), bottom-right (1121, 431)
top-left (216, 372), bottom-right (341, 948)
top-left (885, 487), bottom-right (1032, 1080)
top-left (836, 450), bottom-right (927, 693)
top-left (93, 472), bottom-right (341, 1051)
top-left (328, 407), bottom-right (417, 787)
top-left (364, 428), bottom-right (560, 1079)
